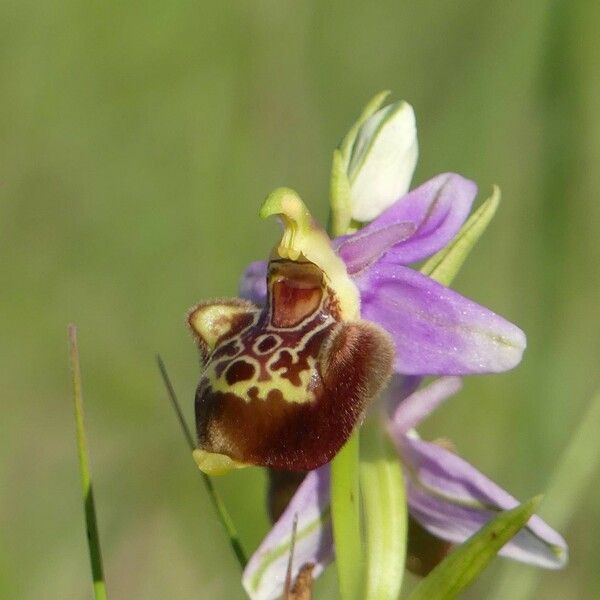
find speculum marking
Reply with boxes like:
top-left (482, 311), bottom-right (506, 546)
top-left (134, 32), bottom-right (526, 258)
top-left (225, 360), bottom-right (256, 384)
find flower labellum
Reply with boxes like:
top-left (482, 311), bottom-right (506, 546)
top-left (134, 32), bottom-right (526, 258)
top-left (188, 188), bottom-right (394, 475)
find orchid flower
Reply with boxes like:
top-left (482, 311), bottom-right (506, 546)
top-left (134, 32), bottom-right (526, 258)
top-left (233, 174), bottom-right (566, 599)
top-left (188, 173), bottom-right (524, 475)
top-left (186, 93), bottom-right (567, 599)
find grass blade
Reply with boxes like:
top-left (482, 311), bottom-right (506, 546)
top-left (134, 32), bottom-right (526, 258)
top-left (156, 354), bottom-right (248, 569)
top-left (408, 497), bottom-right (541, 600)
top-left (68, 324), bottom-right (108, 600)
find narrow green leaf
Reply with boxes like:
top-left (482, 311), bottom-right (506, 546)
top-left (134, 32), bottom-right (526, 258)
top-left (330, 433), bottom-right (363, 600)
top-left (360, 421), bottom-right (407, 600)
top-left (156, 355), bottom-right (248, 569)
top-left (421, 186), bottom-right (500, 286)
top-left (408, 496), bottom-right (541, 600)
top-left (68, 325), bottom-right (108, 600)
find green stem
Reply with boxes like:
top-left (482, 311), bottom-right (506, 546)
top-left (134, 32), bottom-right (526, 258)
top-left (330, 433), bottom-right (362, 600)
top-left (156, 355), bottom-right (248, 569)
top-left (328, 165), bottom-right (365, 600)
top-left (360, 420), bottom-right (407, 600)
top-left (68, 325), bottom-right (108, 600)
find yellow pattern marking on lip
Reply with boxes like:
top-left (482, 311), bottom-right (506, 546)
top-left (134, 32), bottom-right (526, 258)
top-left (201, 289), bottom-right (337, 405)
top-left (188, 302), bottom-right (258, 352)
top-left (204, 352), bottom-right (319, 404)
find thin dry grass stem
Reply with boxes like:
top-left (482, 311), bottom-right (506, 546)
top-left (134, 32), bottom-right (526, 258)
top-left (156, 354), bottom-right (248, 569)
top-left (283, 513), bottom-right (299, 598)
top-left (282, 513), bottom-right (314, 600)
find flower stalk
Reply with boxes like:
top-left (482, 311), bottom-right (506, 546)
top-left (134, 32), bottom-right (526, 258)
top-left (360, 420), bottom-right (407, 600)
top-left (330, 433), bottom-right (363, 600)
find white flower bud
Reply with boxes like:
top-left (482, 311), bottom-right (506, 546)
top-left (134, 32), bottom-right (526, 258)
top-left (347, 101), bottom-right (418, 223)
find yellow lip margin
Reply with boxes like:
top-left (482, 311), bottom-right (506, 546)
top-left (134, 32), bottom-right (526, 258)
top-left (192, 449), bottom-right (247, 476)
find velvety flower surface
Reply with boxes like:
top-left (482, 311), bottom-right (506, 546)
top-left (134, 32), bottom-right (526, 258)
top-left (189, 189), bottom-right (395, 474)
top-left (242, 377), bottom-right (568, 600)
top-left (240, 173), bottom-right (526, 376)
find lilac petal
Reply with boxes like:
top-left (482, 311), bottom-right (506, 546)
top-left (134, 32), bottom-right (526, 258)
top-left (355, 263), bottom-right (526, 375)
top-left (239, 260), bottom-right (268, 306)
top-left (389, 377), bottom-right (462, 433)
top-left (334, 221), bottom-right (416, 274)
top-left (345, 173), bottom-right (477, 266)
top-left (395, 435), bottom-right (568, 568)
top-left (385, 375), bottom-right (423, 416)
top-left (242, 466), bottom-right (333, 600)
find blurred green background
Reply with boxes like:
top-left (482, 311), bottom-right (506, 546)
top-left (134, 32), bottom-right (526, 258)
top-left (2, 1), bottom-right (599, 598)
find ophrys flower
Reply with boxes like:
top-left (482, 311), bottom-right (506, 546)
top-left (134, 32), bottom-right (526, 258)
top-left (188, 188), bottom-right (394, 474)
top-left (188, 174), bottom-right (525, 475)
